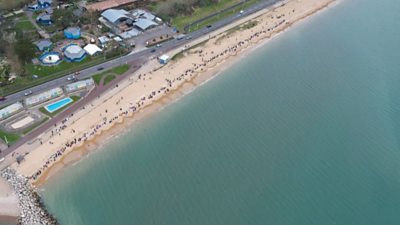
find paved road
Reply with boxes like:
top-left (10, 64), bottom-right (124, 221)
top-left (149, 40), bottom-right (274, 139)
top-left (0, 0), bottom-right (281, 159)
top-left (0, 0), bottom-right (281, 107)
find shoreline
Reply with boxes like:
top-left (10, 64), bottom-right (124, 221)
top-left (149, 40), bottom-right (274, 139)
top-left (11, 0), bottom-right (338, 187)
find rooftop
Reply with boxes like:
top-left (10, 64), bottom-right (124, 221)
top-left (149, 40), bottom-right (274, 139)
top-left (134, 18), bottom-right (157, 31)
top-left (64, 45), bottom-right (86, 60)
top-left (35, 39), bottom-right (53, 51)
top-left (64, 27), bottom-right (80, 35)
top-left (101, 9), bottom-right (131, 24)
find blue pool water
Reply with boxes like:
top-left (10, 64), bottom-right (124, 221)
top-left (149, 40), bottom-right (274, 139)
top-left (45, 97), bottom-right (73, 113)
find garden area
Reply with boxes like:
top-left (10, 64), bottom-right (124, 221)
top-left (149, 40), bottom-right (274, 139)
top-left (92, 64), bottom-right (130, 85)
top-left (148, 0), bottom-right (260, 33)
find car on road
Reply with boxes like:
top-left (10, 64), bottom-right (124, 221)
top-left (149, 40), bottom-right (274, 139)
top-left (156, 44), bottom-right (162, 48)
top-left (74, 71), bottom-right (80, 75)
top-left (0, 96), bottom-right (5, 101)
top-left (150, 49), bottom-right (156, 53)
top-left (239, 10), bottom-right (244, 14)
top-left (97, 67), bottom-right (104, 71)
top-left (206, 25), bottom-right (212, 28)
top-left (24, 90), bottom-right (33, 96)
top-left (186, 36), bottom-right (192, 40)
top-left (67, 75), bottom-right (76, 81)
top-left (176, 35), bottom-right (185, 40)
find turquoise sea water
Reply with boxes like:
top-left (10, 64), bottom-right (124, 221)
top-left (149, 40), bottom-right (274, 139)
top-left (42, 0), bottom-right (400, 224)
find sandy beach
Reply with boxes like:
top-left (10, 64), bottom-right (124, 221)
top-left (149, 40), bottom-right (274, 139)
top-left (9, 0), bottom-right (337, 186)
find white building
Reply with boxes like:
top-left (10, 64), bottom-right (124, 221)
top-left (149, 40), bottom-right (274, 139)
top-left (0, 102), bottom-right (23, 121)
top-left (159, 55), bottom-right (169, 64)
top-left (84, 44), bottom-right (103, 56)
top-left (65, 79), bottom-right (95, 93)
top-left (25, 87), bottom-right (63, 107)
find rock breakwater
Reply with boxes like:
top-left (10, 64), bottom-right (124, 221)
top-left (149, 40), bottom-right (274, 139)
top-left (1, 168), bottom-right (59, 225)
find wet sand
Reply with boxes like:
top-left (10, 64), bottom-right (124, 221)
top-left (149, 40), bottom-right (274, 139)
top-left (12, 0), bottom-right (338, 186)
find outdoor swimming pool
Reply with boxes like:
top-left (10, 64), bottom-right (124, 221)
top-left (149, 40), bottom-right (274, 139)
top-left (45, 97), bottom-right (73, 113)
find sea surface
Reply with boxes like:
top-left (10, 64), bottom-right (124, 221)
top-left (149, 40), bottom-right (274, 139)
top-left (41, 0), bottom-right (400, 224)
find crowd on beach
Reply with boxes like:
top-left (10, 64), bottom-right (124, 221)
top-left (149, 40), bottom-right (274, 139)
top-left (27, 15), bottom-right (290, 181)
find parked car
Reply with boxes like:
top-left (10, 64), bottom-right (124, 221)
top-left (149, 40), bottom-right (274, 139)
top-left (97, 67), bottom-right (104, 71)
top-left (156, 44), bottom-right (162, 48)
top-left (74, 71), bottom-right (80, 75)
top-left (206, 25), bottom-right (212, 28)
top-left (186, 36), bottom-right (192, 40)
top-left (24, 90), bottom-right (33, 96)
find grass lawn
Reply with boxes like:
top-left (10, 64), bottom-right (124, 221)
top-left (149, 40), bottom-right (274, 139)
top-left (111, 64), bottom-right (130, 75)
top-left (169, 0), bottom-right (243, 32)
top-left (22, 117), bottom-right (49, 135)
top-left (15, 20), bottom-right (36, 31)
top-left (187, 0), bottom-right (261, 33)
top-left (103, 75), bottom-right (116, 85)
top-left (92, 64), bottom-right (130, 85)
top-left (25, 56), bottom-right (103, 78)
top-left (0, 129), bottom-right (20, 145)
top-left (39, 95), bottom-right (81, 117)
top-left (172, 40), bottom-right (207, 61)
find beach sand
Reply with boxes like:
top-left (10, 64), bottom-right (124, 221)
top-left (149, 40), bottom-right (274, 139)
top-left (10, 0), bottom-right (337, 186)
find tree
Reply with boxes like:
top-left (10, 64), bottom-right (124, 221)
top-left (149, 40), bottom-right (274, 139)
top-left (52, 8), bottom-right (79, 29)
top-left (14, 37), bottom-right (36, 64)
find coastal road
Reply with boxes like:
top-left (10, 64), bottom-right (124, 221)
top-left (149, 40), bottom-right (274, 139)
top-left (0, 0), bottom-right (282, 107)
top-left (0, 0), bottom-right (282, 160)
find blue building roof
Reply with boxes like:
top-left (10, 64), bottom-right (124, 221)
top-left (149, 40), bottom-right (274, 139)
top-left (64, 27), bottom-right (81, 39)
top-left (38, 0), bottom-right (52, 6)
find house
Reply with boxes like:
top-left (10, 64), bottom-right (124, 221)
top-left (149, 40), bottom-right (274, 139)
top-left (98, 36), bottom-right (111, 46)
top-left (38, 0), bottom-right (52, 8)
top-left (35, 39), bottom-right (53, 52)
top-left (64, 27), bottom-right (81, 39)
top-left (84, 44), bottom-right (102, 56)
top-left (36, 14), bottom-right (52, 25)
top-left (28, 0), bottom-right (52, 10)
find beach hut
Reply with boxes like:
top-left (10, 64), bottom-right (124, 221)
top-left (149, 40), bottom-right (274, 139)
top-left (63, 44), bottom-right (86, 62)
top-left (24, 87), bottom-right (63, 107)
top-left (64, 27), bottom-right (81, 39)
top-left (0, 102), bottom-right (24, 121)
top-left (65, 79), bottom-right (95, 93)
top-left (159, 55), bottom-right (169, 64)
